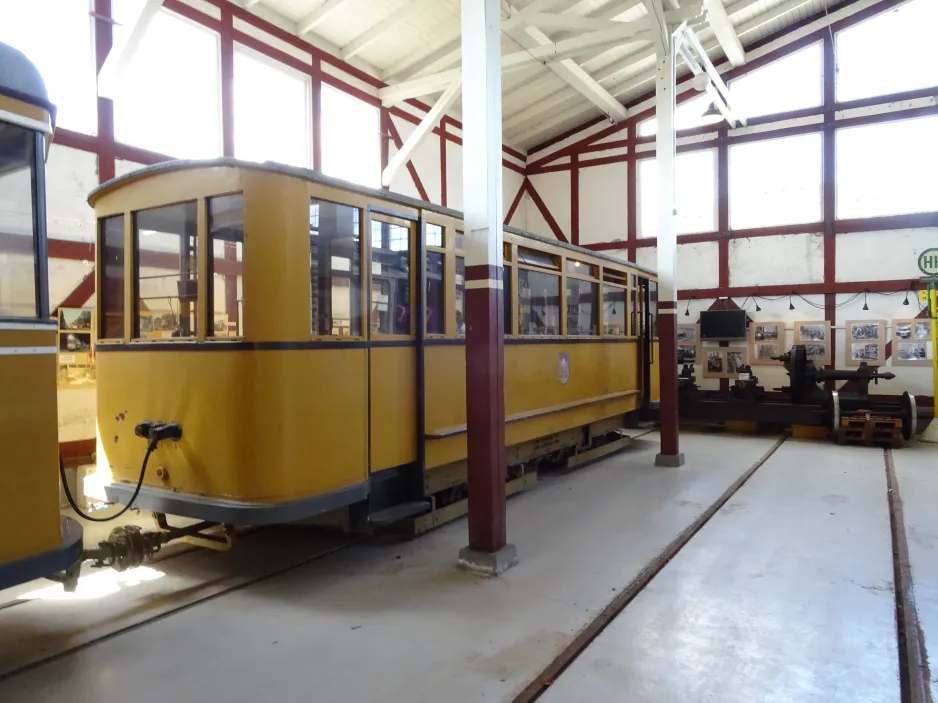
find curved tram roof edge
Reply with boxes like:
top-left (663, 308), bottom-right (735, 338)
top-left (88, 157), bottom-right (657, 279)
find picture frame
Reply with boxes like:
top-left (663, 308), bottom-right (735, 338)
top-left (702, 345), bottom-right (748, 379)
top-left (677, 323), bottom-right (699, 365)
top-left (749, 320), bottom-right (784, 366)
top-left (793, 320), bottom-right (831, 365)
top-left (892, 318), bottom-right (933, 367)
top-left (845, 319), bottom-right (887, 367)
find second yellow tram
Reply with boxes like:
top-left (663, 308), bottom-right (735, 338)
top-left (88, 159), bottom-right (659, 533)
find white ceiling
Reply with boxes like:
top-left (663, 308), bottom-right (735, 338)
top-left (236, 0), bottom-right (838, 151)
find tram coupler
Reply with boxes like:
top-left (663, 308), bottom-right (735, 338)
top-left (83, 518), bottom-right (230, 571)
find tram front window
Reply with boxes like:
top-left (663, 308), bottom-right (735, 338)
top-left (0, 122), bottom-right (38, 318)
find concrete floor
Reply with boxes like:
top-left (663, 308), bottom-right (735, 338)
top-left (0, 431), bottom-right (931, 702)
top-left (893, 440), bottom-right (938, 698)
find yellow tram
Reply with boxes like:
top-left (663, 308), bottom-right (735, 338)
top-left (0, 42), bottom-right (84, 589)
top-left (88, 159), bottom-right (660, 534)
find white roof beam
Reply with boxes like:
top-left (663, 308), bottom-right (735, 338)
top-left (243, 0), bottom-right (263, 7)
top-left (98, 0), bottom-right (163, 100)
top-left (382, 80), bottom-right (461, 187)
top-left (514, 12), bottom-right (646, 33)
top-left (703, 0), bottom-right (745, 66)
top-left (389, 0), bottom-right (563, 82)
top-left (505, 5), bottom-right (629, 122)
top-left (380, 26), bottom-right (649, 104)
top-left (512, 0), bottom-right (799, 143)
top-left (297, 0), bottom-right (347, 35)
top-left (341, 0), bottom-right (429, 61)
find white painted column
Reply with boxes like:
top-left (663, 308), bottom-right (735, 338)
top-left (653, 18), bottom-right (684, 466)
top-left (457, 0), bottom-right (516, 574)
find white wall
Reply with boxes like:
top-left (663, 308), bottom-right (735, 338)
top-left (579, 161), bottom-right (627, 246)
top-left (729, 233), bottom-right (825, 287)
top-left (525, 170), bottom-right (570, 240)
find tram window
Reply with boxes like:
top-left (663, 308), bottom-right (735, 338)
top-left (454, 230), bottom-right (465, 251)
top-left (310, 199), bottom-right (362, 337)
top-left (566, 278), bottom-right (599, 336)
top-left (370, 220), bottom-right (410, 335)
top-left (0, 124), bottom-right (38, 317)
top-left (426, 223), bottom-right (443, 248)
top-left (455, 256), bottom-right (465, 334)
top-left (648, 280), bottom-right (658, 338)
top-left (99, 215), bottom-right (125, 338)
top-left (518, 248), bottom-right (560, 271)
top-left (134, 202), bottom-right (198, 338)
top-left (518, 269), bottom-right (560, 336)
top-left (426, 251), bottom-right (444, 334)
top-left (603, 285), bottom-right (627, 336)
top-left (208, 195), bottom-right (244, 337)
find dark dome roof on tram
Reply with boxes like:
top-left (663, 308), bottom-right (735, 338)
top-left (0, 41), bottom-right (50, 107)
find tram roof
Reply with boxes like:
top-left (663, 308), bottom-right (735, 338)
top-left (0, 41), bottom-right (54, 123)
top-left (88, 157), bottom-right (657, 278)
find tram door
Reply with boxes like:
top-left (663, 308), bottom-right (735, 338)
top-left (635, 276), bottom-right (659, 411)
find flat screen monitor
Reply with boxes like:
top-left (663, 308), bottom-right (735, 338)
top-left (699, 309), bottom-right (747, 340)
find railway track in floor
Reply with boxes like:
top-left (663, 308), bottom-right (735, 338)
top-left (0, 527), bottom-right (370, 682)
top-left (512, 438), bottom-right (932, 703)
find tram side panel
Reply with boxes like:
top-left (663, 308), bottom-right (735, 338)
top-left (0, 326), bottom-right (62, 565)
top-left (97, 348), bottom-right (369, 503)
top-left (423, 340), bottom-right (641, 472)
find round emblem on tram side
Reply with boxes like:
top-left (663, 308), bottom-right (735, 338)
top-left (558, 352), bottom-right (570, 384)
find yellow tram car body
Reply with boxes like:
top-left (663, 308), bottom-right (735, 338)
top-left (88, 159), bottom-right (659, 530)
top-left (0, 42), bottom-right (83, 589)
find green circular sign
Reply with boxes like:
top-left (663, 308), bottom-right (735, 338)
top-left (919, 248), bottom-right (938, 276)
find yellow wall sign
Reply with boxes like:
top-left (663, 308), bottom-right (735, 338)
top-left (922, 290), bottom-right (929, 303)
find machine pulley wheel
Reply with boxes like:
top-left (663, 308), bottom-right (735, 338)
top-left (901, 391), bottom-right (918, 442)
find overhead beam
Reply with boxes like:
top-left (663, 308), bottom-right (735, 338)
top-left (243, 0), bottom-right (263, 7)
top-left (341, 0), bottom-right (428, 60)
top-left (382, 80), bottom-right (461, 187)
top-left (513, 11), bottom-right (644, 32)
top-left (297, 0), bottom-right (347, 35)
top-left (506, 4), bottom-right (629, 122)
top-left (97, 0), bottom-right (163, 100)
top-left (507, 0), bottom-right (807, 141)
top-left (379, 25), bottom-right (649, 104)
top-left (389, 0), bottom-right (563, 82)
top-left (703, 0), bottom-right (745, 66)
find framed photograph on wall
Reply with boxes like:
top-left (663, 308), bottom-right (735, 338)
top-left (750, 321), bottom-right (784, 365)
top-left (845, 319), bottom-right (886, 366)
top-left (677, 323), bottom-right (699, 365)
top-left (703, 346), bottom-right (748, 379)
top-left (892, 318), bottom-right (933, 367)
top-left (793, 320), bottom-right (831, 365)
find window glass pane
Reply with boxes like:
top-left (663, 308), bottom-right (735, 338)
top-left (836, 0), bottom-right (938, 102)
top-left (729, 43), bottom-right (822, 119)
top-left (456, 256), bottom-right (466, 334)
top-left (836, 116), bottom-right (938, 219)
top-left (503, 266), bottom-right (512, 334)
top-left (454, 231), bottom-right (465, 250)
top-left (208, 194), bottom-right (244, 337)
top-left (100, 215), bottom-right (125, 337)
top-left (518, 269), bottom-right (560, 335)
top-left (518, 247), bottom-right (560, 269)
top-left (0, 125), bottom-right (37, 317)
top-left (729, 133), bottom-right (822, 229)
top-left (234, 46), bottom-right (310, 168)
top-left (566, 278), bottom-right (599, 336)
top-left (322, 85), bottom-right (380, 187)
top-left (113, 6), bottom-right (221, 158)
top-left (603, 285), bottom-right (626, 335)
top-left (134, 202), bottom-right (198, 338)
top-left (426, 223), bottom-right (443, 248)
top-left (370, 220), bottom-right (410, 335)
top-left (638, 92), bottom-right (714, 137)
top-left (0, 0), bottom-right (96, 134)
top-left (426, 251), bottom-right (444, 334)
top-left (640, 149), bottom-right (716, 238)
top-left (311, 199), bottom-right (361, 336)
